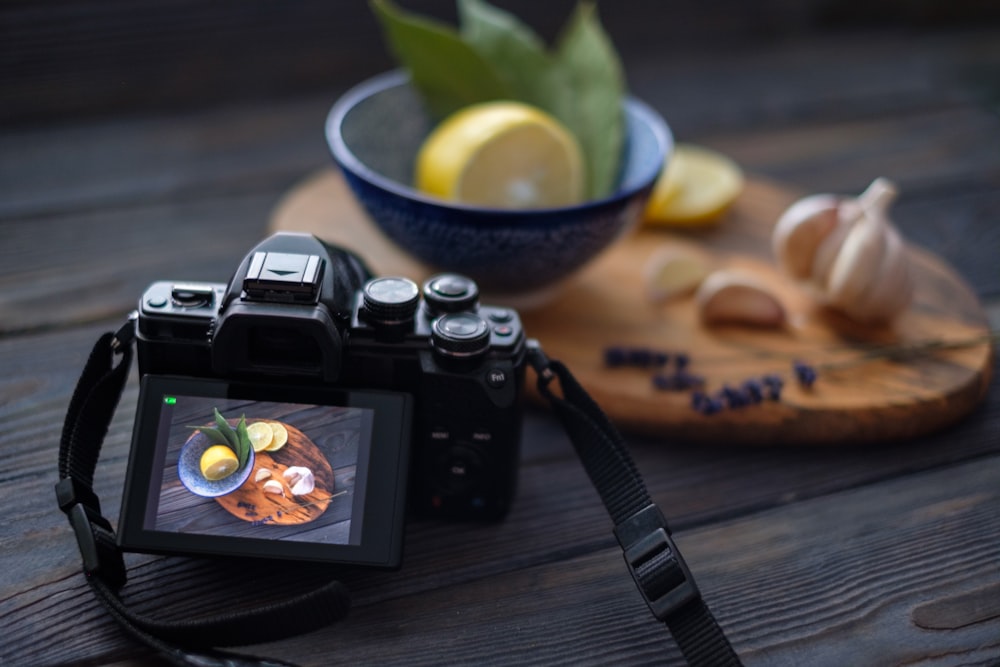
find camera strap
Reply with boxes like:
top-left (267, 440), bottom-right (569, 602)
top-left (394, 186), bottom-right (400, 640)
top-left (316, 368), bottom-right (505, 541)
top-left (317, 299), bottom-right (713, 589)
top-left (55, 319), bottom-right (740, 666)
top-left (526, 342), bottom-right (742, 667)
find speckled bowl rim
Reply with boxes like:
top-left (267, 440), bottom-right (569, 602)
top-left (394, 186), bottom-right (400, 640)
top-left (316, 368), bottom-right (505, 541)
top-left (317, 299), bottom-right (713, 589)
top-left (325, 69), bottom-right (673, 219)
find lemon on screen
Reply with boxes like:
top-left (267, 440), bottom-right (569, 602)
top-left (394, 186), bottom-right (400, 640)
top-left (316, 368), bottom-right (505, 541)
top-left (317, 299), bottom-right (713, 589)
top-left (415, 101), bottom-right (585, 209)
top-left (246, 422), bottom-right (274, 452)
top-left (200, 445), bottom-right (239, 481)
top-left (643, 144), bottom-right (744, 227)
top-left (265, 422), bottom-right (288, 452)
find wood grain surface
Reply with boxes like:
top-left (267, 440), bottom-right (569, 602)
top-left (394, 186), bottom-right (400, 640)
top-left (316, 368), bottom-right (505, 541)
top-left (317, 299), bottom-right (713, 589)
top-left (270, 169), bottom-right (994, 444)
top-left (3, 21), bottom-right (1000, 667)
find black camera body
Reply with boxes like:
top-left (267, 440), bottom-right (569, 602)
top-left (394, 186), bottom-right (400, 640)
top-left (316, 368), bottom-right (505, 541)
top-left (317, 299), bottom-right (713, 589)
top-left (135, 232), bottom-right (526, 521)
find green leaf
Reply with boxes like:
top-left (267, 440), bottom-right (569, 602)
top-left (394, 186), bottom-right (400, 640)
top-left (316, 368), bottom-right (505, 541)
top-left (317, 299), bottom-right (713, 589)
top-left (370, 0), bottom-right (513, 119)
top-left (457, 0), bottom-right (555, 106)
top-left (187, 425), bottom-right (230, 447)
top-left (235, 415), bottom-right (252, 470)
top-left (547, 2), bottom-right (625, 198)
top-left (213, 408), bottom-right (239, 450)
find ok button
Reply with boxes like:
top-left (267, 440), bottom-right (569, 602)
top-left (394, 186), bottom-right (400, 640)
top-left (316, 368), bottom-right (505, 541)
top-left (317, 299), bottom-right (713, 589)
top-left (486, 368), bottom-right (507, 388)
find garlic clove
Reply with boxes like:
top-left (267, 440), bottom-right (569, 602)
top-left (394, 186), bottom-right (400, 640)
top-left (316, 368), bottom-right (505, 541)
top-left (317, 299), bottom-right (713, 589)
top-left (644, 248), bottom-right (711, 302)
top-left (262, 480), bottom-right (284, 496)
top-left (771, 194), bottom-right (840, 280)
top-left (825, 213), bottom-right (888, 310)
top-left (254, 468), bottom-right (272, 483)
top-left (283, 466), bottom-right (316, 496)
top-left (809, 204), bottom-right (855, 290)
top-left (850, 225), bottom-right (913, 322)
top-left (696, 270), bottom-right (786, 328)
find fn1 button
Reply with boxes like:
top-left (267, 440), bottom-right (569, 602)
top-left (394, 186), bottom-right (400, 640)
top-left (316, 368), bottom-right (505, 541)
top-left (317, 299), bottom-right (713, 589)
top-left (486, 368), bottom-right (507, 388)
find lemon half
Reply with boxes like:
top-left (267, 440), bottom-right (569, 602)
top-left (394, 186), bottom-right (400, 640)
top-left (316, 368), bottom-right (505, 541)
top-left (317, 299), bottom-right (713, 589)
top-left (415, 101), bottom-right (585, 209)
top-left (643, 144), bottom-right (744, 227)
top-left (200, 445), bottom-right (239, 481)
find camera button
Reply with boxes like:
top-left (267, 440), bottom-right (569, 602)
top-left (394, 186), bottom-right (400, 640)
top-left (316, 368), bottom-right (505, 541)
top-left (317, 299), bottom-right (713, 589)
top-left (429, 428), bottom-right (451, 441)
top-left (487, 309), bottom-right (513, 323)
top-left (471, 430), bottom-right (492, 443)
top-left (146, 296), bottom-right (168, 309)
top-left (485, 368), bottom-right (507, 388)
top-left (493, 324), bottom-right (514, 337)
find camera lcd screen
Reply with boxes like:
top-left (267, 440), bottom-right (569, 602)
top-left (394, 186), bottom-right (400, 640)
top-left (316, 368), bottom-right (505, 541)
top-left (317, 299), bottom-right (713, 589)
top-left (118, 375), bottom-right (412, 567)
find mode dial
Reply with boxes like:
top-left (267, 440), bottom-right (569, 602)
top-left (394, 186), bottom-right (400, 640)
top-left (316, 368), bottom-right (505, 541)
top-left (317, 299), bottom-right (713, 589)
top-left (362, 277), bottom-right (420, 325)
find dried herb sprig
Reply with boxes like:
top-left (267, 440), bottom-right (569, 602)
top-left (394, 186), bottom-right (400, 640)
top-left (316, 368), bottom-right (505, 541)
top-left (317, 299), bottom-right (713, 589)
top-left (603, 330), bottom-right (997, 415)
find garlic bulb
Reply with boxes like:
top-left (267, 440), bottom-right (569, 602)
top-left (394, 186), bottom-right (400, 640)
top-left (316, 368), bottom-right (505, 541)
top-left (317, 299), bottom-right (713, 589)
top-left (771, 177), bottom-right (913, 324)
top-left (282, 466), bottom-right (316, 496)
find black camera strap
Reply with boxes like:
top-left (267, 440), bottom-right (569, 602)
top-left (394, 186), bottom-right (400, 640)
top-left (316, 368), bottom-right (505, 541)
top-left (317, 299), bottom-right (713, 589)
top-left (526, 342), bottom-right (742, 667)
top-left (55, 321), bottom-right (740, 666)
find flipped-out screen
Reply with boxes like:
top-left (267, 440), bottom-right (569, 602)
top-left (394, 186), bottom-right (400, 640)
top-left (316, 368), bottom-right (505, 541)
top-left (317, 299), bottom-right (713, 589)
top-left (119, 376), bottom-right (411, 567)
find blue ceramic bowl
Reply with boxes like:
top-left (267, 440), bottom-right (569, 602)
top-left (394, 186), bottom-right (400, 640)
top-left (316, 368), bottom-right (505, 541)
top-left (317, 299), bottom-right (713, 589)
top-left (326, 70), bottom-right (672, 296)
top-left (178, 433), bottom-right (255, 498)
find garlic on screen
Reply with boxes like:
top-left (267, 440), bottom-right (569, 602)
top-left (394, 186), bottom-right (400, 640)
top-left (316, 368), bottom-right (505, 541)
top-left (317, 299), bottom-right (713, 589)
top-left (262, 480), bottom-right (285, 496)
top-left (772, 177), bottom-right (913, 324)
top-left (282, 466), bottom-right (316, 496)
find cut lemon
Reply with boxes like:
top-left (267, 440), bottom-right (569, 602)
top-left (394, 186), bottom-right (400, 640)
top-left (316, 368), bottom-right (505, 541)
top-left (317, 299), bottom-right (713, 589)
top-left (246, 422), bottom-right (274, 452)
top-left (415, 101), bottom-right (585, 209)
top-left (200, 445), bottom-right (239, 481)
top-left (264, 422), bottom-right (288, 452)
top-left (643, 144), bottom-right (744, 227)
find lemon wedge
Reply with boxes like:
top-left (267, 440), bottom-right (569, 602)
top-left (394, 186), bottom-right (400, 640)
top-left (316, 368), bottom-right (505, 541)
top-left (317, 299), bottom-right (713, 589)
top-left (415, 101), bottom-right (585, 209)
top-left (246, 422), bottom-right (274, 452)
top-left (265, 422), bottom-right (288, 452)
top-left (643, 144), bottom-right (744, 227)
top-left (200, 445), bottom-right (239, 481)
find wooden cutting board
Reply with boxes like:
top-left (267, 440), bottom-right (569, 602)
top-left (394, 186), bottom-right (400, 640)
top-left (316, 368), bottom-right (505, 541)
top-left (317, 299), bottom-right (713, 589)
top-left (269, 169), bottom-right (994, 445)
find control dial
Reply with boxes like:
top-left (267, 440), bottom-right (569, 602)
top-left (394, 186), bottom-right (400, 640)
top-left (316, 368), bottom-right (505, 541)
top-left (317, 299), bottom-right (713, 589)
top-left (423, 274), bottom-right (479, 314)
top-left (431, 312), bottom-right (491, 359)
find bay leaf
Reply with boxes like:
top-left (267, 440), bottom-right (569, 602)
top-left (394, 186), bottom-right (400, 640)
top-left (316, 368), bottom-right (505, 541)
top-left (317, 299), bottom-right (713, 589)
top-left (547, 2), bottom-right (625, 199)
top-left (370, 0), bottom-right (512, 119)
top-left (457, 0), bottom-right (556, 106)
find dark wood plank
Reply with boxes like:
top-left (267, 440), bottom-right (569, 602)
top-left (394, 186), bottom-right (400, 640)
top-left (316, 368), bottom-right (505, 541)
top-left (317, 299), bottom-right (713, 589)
top-left (3, 104), bottom-right (998, 336)
top-left (10, 447), bottom-right (999, 665)
top-left (5, 2), bottom-right (997, 125)
top-left (2, 312), bottom-right (997, 665)
top-left (3, 20), bottom-right (999, 667)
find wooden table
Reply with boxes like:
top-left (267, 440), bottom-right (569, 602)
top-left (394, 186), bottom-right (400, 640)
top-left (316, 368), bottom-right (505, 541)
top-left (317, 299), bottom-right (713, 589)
top-left (2, 18), bottom-right (999, 667)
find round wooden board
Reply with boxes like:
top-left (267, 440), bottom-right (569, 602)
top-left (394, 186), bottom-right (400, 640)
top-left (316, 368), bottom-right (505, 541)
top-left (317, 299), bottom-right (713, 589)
top-left (269, 169), bottom-right (994, 445)
top-left (214, 420), bottom-right (336, 525)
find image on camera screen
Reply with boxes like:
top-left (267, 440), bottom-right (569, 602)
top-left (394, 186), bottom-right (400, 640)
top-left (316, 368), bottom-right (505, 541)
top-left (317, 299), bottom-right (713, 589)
top-left (147, 395), bottom-right (374, 546)
top-left (120, 376), bottom-right (410, 566)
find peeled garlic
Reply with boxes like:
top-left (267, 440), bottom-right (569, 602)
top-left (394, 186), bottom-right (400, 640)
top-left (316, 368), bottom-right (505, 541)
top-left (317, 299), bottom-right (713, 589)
top-left (282, 466), bottom-right (316, 496)
top-left (644, 248), bottom-right (711, 302)
top-left (254, 468), bottom-right (272, 483)
top-left (696, 270), bottom-right (786, 328)
top-left (262, 479), bottom-right (284, 496)
top-left (772, 178), bottom-right (913, 324)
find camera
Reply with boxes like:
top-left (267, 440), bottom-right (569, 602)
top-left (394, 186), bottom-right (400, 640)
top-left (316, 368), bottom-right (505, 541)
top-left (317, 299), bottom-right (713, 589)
top-left (118, 232), bottom-right (527, 568)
